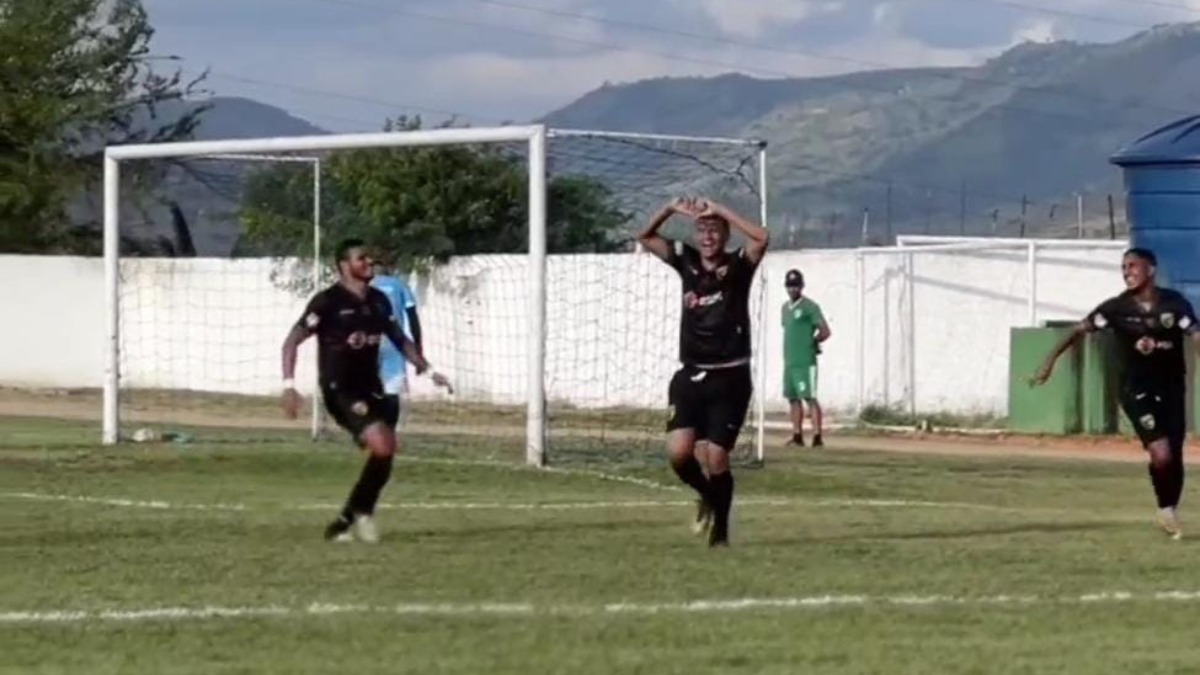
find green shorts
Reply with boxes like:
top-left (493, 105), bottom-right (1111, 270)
top-left (784, 364), bottom-right (818, 401)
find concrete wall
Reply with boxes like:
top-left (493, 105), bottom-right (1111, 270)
top-left (0, 241), bottom-right (1126, 416)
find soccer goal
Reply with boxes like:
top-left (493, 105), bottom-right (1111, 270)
top-left (102, 125), bottom-right (769, 468)
top-left (852, 236), bottom-right (1126, 425)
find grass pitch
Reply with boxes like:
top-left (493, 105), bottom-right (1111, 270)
top-left (2, 416), bottom-right (1199, 674)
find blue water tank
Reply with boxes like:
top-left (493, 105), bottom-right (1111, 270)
top-left (1111, 115), bottom-right (1200, 309)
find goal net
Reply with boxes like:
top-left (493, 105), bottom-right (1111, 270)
top-left (851, 237), bottom-right (1123, 428)
top-left (105, 126), bottom-right (768, 468)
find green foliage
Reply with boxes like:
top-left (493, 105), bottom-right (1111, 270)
top-left (237, 117), bottom-right (629, 269)
top-left (0, 0), bottom-right (204, 253)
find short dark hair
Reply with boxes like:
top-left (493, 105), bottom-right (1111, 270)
top-left (334, 238), bottom-right (366, 266)
top-left (1124, 247), bottom-right (1158, 267)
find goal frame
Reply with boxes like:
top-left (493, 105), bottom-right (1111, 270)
top-left (854, 236), bottom-right (1128, 417)
top-left (103, 125), bottom-right (770, 466)
top-left (102, 125), bottom-right (550, 465)
top-left (547, 128), bottom-right (769, 464)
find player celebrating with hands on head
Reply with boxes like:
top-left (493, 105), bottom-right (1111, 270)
top-left (282, 239), bottom-right (451, 544)
top-left (637, 196), bottom-right (769, 547)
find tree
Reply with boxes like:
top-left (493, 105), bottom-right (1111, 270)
top-left (0, 0), bottom-right (205, 253)
top-left (237, 118), bottom-right (630, 270)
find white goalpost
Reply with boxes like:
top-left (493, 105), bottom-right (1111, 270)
top-left (103, 125), bottom-right (550, 464)
top-left (852, 235), bottom-right (1126, 420)
top-left (102, 125), bottom-right (768, 467)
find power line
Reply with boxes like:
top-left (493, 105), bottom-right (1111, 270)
top-left (1052, 0), bottom-right (1200, 16)
top-left (336, 0), bottom-right (1194, 127)
top-left (967, 0), bottom-right (1153, 28)
top-left (206, 0), bottom-right (1140, 218)
top-left (203, 71), bottom-right (488, 124)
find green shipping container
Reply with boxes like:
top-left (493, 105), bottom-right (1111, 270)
top-left (1080, 331), bottom-right (1119, 435)
top-left (1008, 326), bottom-right (1080, 434)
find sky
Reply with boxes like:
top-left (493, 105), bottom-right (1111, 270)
top-left (142, 0), bottom-right (1200, 132)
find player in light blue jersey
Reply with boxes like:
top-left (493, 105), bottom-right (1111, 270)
top-left (370, 263), bottom-right (423, 424)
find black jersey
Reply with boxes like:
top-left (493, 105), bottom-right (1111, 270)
top-left (296, 283), bottom-right (397, 391)
top-left (666, 242), bottom-right (759, 366)
top-left (1086, 287), bottom-right (1198, 391)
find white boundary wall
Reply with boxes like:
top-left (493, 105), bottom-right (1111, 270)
top-left (0, 241), bottom-right (1125, 416)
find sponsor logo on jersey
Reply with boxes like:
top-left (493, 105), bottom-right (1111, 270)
top-left (346, 331), bottom-right (382, 349)
top-left (1136, 336), bottom-right (1156, 355)
top-left (1135, 336), bottom-right (1175, 355)
top-left (683, 291), bottom-right (723, 309)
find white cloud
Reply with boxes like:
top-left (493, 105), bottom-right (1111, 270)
top-left (690, 0), bottom-right (843, 39)
top-left (1012, 19), bottom-right (1062, 45)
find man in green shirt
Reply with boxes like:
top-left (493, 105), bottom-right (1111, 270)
top-left (782, 269), bottom-right (831, 447)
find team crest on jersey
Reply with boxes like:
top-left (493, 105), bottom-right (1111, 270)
top-left (794, 309), bottom-right (803, 319)
top-left (715, 266), bottom-right (728, 280)
top-left (1161, 312), bottom-right (1175, 329)
top-left (351, 401), bottom-right (369, 416)
top-left (1140, 413), bottom-right (1156, 431)
top-left (1135, 336), bottom-right (1156, 355)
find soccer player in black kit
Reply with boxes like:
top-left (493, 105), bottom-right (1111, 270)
top-left (281, 239), bottom-right (451, 543)
top-left (638, 196), bottom-right (769, 547)
top-left (1033, 248), bottom-right (1198, 540)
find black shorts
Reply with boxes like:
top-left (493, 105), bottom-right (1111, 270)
top-left (666, 363), bottom-right (753, 451)
top-left (322, 385), bottom-right (399, 440)
top-left (1120, 386), bottom-right (1186, 451)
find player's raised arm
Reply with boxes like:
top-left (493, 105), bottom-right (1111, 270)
top-left (696, 199), bottom-right (769, 265)
top-left (637, 197), bottom-right (693, 262)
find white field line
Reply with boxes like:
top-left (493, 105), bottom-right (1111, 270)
top-left (297, 497), bottom-right (1020, 512)
top-left (396, 455), bottom-right (680, 492)
top-left (0, 491), bottom-right (1032, 514)
top-left (0, 492), bottom-right (247, 512)
top-left (5, 590), bottom-right (1200, 625)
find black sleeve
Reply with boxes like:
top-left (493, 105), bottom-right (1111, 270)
top-left (406, 307), bottom-right (423, 351)
top-left (1173, 293), bottom-right (1199, 333)
top-left (295, 291), bottom-right (329, 335)
top-left (1084, 296), bottom-right (1121, 331)
top-left (733, 247), bottom-right (760, 277)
